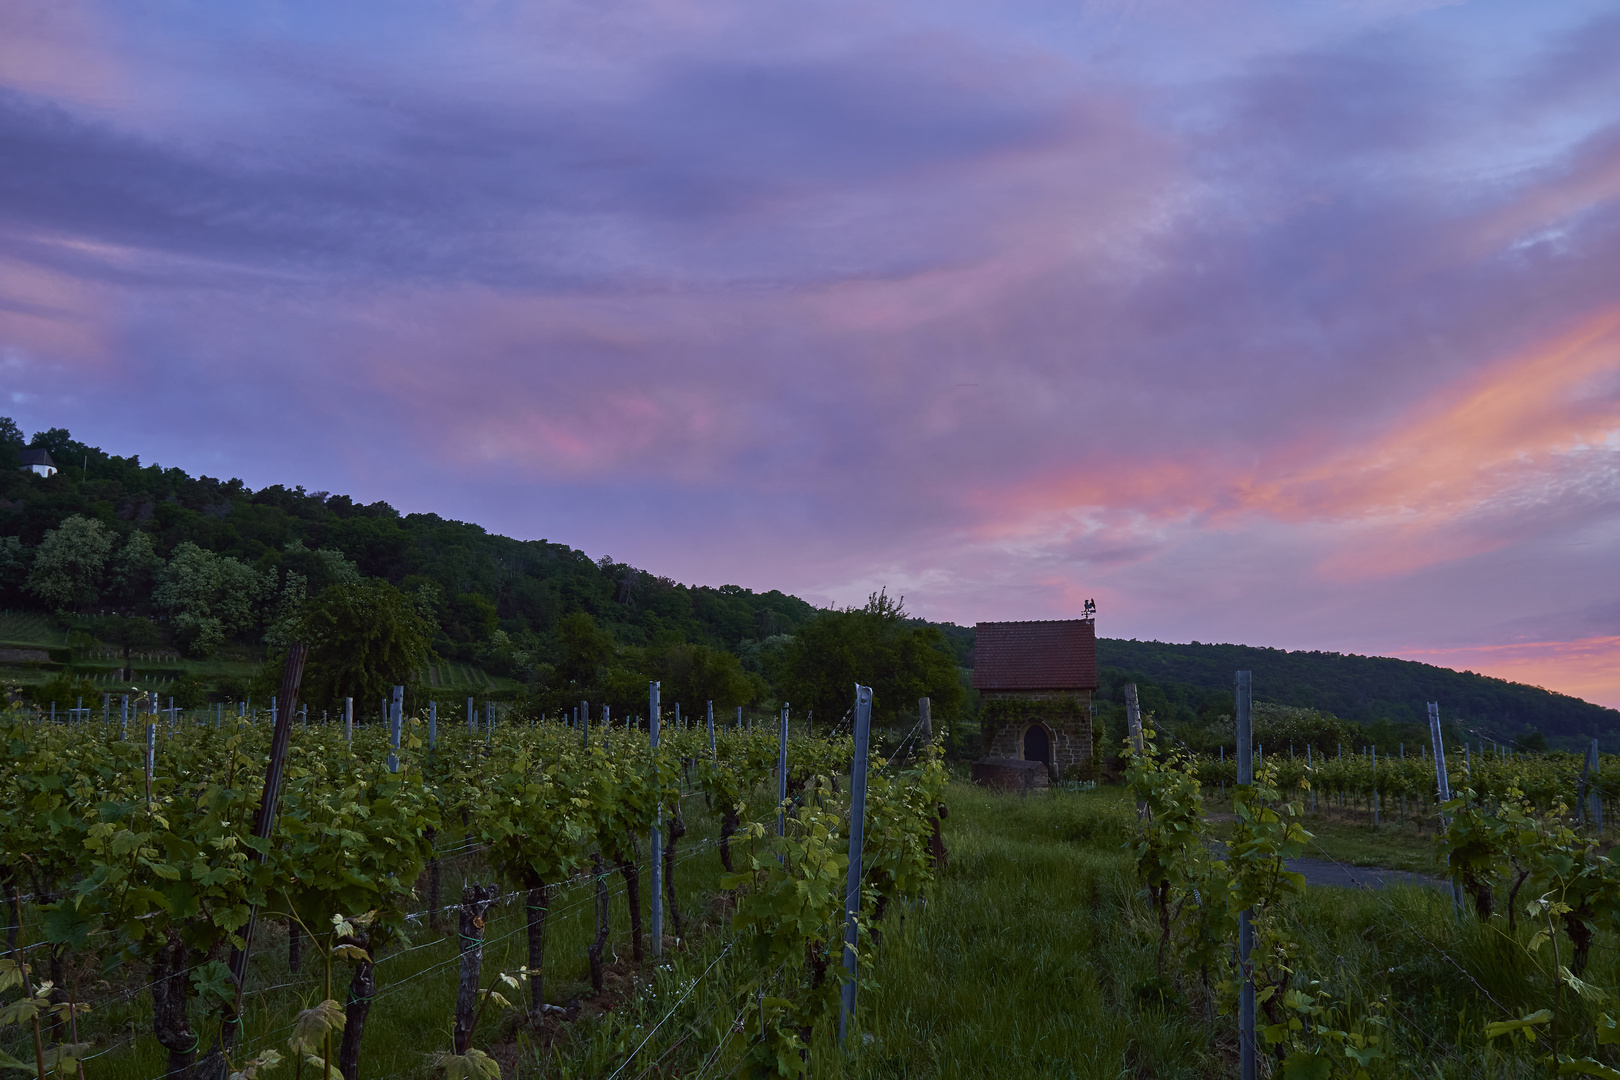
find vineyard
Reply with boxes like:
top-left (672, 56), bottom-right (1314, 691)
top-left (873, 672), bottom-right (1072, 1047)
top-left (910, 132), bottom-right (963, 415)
top-left (1123, 708), bottom-right (1620, 1079)
top-left (0, 691), bottom-right (946, 1080)
top-left (13, 685), bottom-right (1620, 1079)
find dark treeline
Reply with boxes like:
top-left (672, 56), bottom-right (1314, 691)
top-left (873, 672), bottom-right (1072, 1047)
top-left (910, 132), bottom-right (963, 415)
top-left (0, 421), bottom-right (963, 730)
top-left (4, 420), bottom-right (1613, 751)
top-left (1091, 639), bottom-right (1620, 753)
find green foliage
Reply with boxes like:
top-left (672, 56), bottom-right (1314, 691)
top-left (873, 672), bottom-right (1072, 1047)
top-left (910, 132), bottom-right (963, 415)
top-left (645, 641), bottom-right (760, 712)
top-left (555, 612), bottom-right (614, 687)
top-left (978, 695), bottom-right (1086, 756)
top-left (109, 529), bottom-right (162, 612)
top-left (289, 578), bottom-right (435, 709)
top-left (0, 535), bottom-right (30, 596)
top-left (155, 541), bottom-right (267, 655)
top-left (24, 514), bottom-right (113, 613)
top-left (778, 590), bottom-right (962, 730)
top-left (1098, 637), bottom-right (1618, 744)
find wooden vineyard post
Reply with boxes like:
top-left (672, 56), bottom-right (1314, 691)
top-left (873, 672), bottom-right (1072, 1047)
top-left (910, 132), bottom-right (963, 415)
top-left (1236, 671), bottom-right (1256, 1080)
top-left (707, 700), bottom-right (715, 757)
top-left (211, 644), bottom-right (306, 1078)
top-left (839, 683), bottom-right (873, 1045)
top-left (777, 703), bottom-right (790, 838)
top-left (1427, 702), bottom-right (1463, 914)
top-left (387, 685), bottom-right (403, 773)
top-left (453, 884), bottom-right (500, 1053)
top-left (649, 681), bottom-right (663, 959)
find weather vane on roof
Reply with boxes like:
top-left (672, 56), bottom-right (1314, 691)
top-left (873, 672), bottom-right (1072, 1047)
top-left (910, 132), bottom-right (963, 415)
top-left (1083, 598), bottom-right (1096, 620)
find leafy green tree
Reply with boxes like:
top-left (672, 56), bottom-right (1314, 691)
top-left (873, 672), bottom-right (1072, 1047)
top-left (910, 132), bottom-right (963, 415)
top-left (280, 539), bottom-right (360, 593)
top-left (108, 530), bottom-right (162, 612)
top-left (646, 641), bottom-right (759, 712)
top-left (292, 578), bottom-right (434, 710)
top-left (556, 611), bottom-right (615, 687)
top-left (779, 590), bottom-right (963, 730)
top-left (153, 541), bottom-right (265, 655)
top-left (0, 536), bottom-right (30, 601)
top-left (25, 514), bottom-right (114, 612)
top-left (0, 417), bottom-right (21, 471)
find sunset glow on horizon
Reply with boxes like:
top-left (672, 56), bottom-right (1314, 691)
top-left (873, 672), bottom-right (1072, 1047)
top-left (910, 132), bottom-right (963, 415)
top-left (2, 1), bottom-right (1617, 708)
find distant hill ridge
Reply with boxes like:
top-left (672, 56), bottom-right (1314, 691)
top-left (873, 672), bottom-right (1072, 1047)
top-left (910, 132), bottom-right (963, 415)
top-left (1090, 637), bottom-right (1619, 746)
top-left (3, 420), bottom-right (1614, 743)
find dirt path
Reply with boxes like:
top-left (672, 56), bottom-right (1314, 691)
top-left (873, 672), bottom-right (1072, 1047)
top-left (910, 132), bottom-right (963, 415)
top-left (1205, 837), bottom-right (1447, 891)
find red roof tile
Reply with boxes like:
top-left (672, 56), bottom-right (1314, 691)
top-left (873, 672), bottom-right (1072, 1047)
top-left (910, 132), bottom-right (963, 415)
top-left (972, 619), bottom-right (1097, 691)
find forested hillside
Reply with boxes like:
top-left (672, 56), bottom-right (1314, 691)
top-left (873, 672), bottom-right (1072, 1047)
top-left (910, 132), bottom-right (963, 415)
top-left (3, 419), bottom-right (1613, 749)
top-left (1091, 638), bottom-right (1620, 750)
top-left (0, 420), bottom-right (962, 726)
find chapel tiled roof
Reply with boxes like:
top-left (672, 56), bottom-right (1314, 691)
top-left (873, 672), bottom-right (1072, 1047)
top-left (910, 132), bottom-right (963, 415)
top-left (971, 619), bottom-right (1098, 691)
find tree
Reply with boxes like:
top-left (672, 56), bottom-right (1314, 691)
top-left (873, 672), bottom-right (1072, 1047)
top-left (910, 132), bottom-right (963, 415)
top-left (556, 611), bottom-right (615, 687)
top-left (0, 536), bottom-right (31, 602)
top-left (292, 578), bottom-right (434, 710)
top-left (279, 539), bottom-right (360, 593)
top-left (646, 641), bottom-right (759, 713)
top-left (779, 590), bottom-right (963, 730)
top-left (25, 514), bottom-right (113, 612)
top-left (109, 530), bottom-right (162, 612)
top-left (153, 542), bottom-right (266, 655)
top-left (0, 416), bottom-right (22, 471)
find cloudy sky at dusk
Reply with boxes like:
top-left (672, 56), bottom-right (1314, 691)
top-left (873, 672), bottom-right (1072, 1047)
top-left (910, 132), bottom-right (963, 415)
top-left (3, 1), bottom-right (1618, 706)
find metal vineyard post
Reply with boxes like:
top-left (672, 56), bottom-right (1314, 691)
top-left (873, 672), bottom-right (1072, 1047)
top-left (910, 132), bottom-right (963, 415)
top-left (650, 680), bottom-right (663, 958)
top-left (777, 703), bottom-right (789, 838)
top-left (1427, 702), bottom-right (1463, 914)
top-left (1236, 670), bottom-right (1255, 1080)
top-left (838, 683), bottom-right (873, 1045)
top-left (388, 685), bottom-right (403, 773)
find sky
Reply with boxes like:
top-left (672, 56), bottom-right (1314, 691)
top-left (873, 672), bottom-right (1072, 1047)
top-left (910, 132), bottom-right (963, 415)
top-left (2, 0), bottom-right (1618, 708)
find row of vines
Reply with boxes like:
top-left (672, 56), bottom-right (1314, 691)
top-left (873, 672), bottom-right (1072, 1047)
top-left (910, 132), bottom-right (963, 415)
top-left (1189, 747), bottom-right (1617, 822)
top-left (1130, 727), bottom-right (1620, 1077)
top-left (0, 706), bottom-right (946, 1079)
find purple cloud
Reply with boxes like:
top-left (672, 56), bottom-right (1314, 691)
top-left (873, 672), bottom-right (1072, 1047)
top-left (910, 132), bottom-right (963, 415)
top-left (2, 0), bottom-right (1618, 705)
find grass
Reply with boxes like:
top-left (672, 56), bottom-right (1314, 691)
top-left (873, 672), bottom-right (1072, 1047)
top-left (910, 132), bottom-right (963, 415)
top-left (0, 611), bottom-right (63, 648)
top-left (1203, 795), bottom-right (1445, 875)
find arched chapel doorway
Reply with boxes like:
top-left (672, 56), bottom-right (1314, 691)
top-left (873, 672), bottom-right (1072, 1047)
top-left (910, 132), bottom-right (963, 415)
top-left (1021, 723), bottom-right (1051, 768)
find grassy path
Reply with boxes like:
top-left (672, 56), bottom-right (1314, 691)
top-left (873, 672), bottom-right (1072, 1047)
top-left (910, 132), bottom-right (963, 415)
top-left (852, 783), bottom-right (1220, 1078)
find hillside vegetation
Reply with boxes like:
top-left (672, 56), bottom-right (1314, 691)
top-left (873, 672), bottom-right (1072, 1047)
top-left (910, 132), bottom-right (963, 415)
top-left (3, 418), bottom-right (1613, 748)
top-left (0, 420), bottom-right (962, 728)
top-left (1090, 638), bottom-right (1620, 752)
